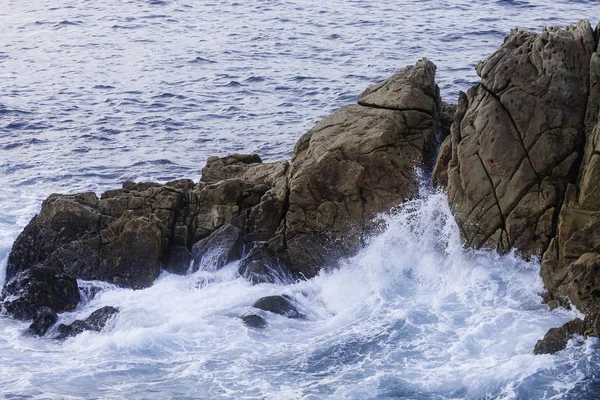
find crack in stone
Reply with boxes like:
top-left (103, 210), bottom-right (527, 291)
top-left (476, 151), bottom-right (507, 242)
top-left (357, 101), bottom-right (434, 116)
top-left (481, 83), bottom-right (543, 182)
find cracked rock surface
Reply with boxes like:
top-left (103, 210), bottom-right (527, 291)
top-left (434, 20), bottom-right (600, 352)
top-left (442, 21), bottom-right (596, 257)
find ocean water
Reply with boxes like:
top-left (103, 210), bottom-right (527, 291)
top-left (0, 0), bottom-right (599, 398)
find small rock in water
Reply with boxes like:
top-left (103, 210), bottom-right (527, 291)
top-left (252, 295), bottom-right (304, 319)
top-left (26, 307), bottom-right (58, 336)
top-left (55, 306), bottom-right (119, 339)
top-left (241, 314), bottom-right (267, 329)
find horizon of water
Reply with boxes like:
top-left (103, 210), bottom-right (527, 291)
top-left (1, 0), bottom-right (600, 398)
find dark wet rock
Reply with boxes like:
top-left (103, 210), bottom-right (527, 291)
top-left (238, 244), bottom-right (294, 284)
top-left (1, 266), bottom-right (80, 320)
top-left (241, 314), bottom-right (267, 329)
top-left (56, 320), bottom-right (94, 338)
top-left (56, 306), bottom-right (119, 339)
top-left (533, 318), bottom-right (586, 355)
top-left (252, 295), bottom-right (304, 319)
top-left (85, 306), bottom-right (119, 329)
top-left (26, 307), bottom-right (58, 336)
top-left (191, 222), bottom-right (244, 272)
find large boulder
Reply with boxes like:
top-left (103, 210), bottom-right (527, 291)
top-left (266, 59), bottom-right (442, 277)
top-left (440, 21), bottom-right (596, 257)
top-left (432, 20), bottom-right (600, 352)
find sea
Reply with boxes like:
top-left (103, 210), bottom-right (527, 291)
top-left (1, 0), bottom-right (599, 398)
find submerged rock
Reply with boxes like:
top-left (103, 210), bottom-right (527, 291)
top-left (252, 295), bottom-right (304, 319)
top-left (241, 314), bottom-right (267, 329)
top-left (56, 306), bottom-right (119, 339)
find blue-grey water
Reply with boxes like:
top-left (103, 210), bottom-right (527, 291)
top-left (1, 0), bottom-right (599, 398)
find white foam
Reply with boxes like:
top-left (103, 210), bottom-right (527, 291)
top-left (0, 191), bottom-right (594, 398)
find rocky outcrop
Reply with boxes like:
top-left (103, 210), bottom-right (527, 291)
top-left (2, 59), bottom-right (443, 323)
top-left (440, 21), bottom-right (596, 256)
top-left (434, 20), bottom-right (600, 353)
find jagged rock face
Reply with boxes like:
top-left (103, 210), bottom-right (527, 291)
top-left (431, 20), bottom-right (600, 353)
top-left (280, 59), bottom-right (441, 277)
top-left (442, 21), bottom-right (596, 257)
top-left (5, 181), bottom-right (192, 291)
top-left (540, 29), bottom-right (600, 316)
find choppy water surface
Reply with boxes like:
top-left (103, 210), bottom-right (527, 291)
top-left (1, 0), bottom-right (599, 398)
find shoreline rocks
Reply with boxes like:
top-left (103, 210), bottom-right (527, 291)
top-left (3, 20), bottom-right (600, 355)
top-left (2, 58), bottom-right (444, 323)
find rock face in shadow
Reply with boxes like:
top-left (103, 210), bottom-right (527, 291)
top-left (2, 59), bottom-right (441, 323)
top-left (27, 307), bottom-right (58, 336)
top-left (433, 20), bottom-right (600, 353)
top-left (1, 267), bottom-right (80, 320)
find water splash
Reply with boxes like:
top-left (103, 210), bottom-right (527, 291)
top-left (2, 190), bottom-right (597, 399)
